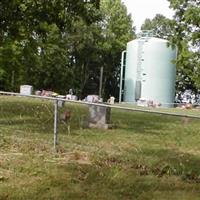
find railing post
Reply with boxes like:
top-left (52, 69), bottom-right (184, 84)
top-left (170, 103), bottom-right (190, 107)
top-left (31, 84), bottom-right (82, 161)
top-left (54, 100), bottom-right (58, 148)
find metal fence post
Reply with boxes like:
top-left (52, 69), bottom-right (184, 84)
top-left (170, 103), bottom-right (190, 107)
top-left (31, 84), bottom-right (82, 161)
top-left (54, 100), bottom-right (58, 148)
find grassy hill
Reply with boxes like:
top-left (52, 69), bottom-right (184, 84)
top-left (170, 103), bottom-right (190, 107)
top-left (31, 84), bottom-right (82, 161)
top-left (0, 96), bottom-right (200, 200)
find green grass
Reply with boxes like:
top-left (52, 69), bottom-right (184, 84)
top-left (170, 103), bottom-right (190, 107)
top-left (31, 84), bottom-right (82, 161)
top-left (0, 96), bottom-right (200, 200)
top-left (116, 103), bottom-right (200, 118)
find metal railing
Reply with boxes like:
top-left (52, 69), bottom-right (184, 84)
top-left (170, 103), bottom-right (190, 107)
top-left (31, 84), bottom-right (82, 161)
top-left (1, 91), bottom-right (200, 148)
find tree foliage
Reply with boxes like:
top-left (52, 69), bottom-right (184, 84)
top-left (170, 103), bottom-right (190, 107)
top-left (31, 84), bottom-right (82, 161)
top-left (141, 14), bottom-right (174, 39)
top-left (0, 0), bottom-right (100, 92)
top-left (97, 0), bottom-right (135, 98)
top-left (168, 0), bottom-right (200, 92)
top-left (0, 0), bottom-right (134, 100)
top-left (141, 1), bottom-right (200, 93)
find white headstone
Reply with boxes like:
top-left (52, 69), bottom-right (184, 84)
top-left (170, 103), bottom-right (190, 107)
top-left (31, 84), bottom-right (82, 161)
top-left (20, 85), bottom-right (33, 95)
top-left (110, 96), bottom-right (115, 104)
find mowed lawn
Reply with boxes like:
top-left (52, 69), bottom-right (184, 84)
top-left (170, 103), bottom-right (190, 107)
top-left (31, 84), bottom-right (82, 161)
top-left (0, 96), bottom-right (200, 200)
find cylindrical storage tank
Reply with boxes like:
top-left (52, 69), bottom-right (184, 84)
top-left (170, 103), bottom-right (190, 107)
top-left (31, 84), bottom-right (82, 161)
top-left (123, 36), bottom-right (176, 107)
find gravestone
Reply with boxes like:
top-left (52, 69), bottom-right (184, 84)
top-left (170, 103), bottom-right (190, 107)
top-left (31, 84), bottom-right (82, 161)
top-left (88, 104), bottom-right (111, 129)
top-left (20, 85), bottom-right (33, 95)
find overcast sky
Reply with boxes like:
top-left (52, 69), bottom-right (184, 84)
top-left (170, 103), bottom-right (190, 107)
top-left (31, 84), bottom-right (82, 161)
top-left (121, 0), bottom-right (174, 32)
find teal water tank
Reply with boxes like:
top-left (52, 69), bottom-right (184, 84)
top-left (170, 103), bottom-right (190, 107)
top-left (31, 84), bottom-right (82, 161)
top-left (123, 36), bottom-right (177, 107)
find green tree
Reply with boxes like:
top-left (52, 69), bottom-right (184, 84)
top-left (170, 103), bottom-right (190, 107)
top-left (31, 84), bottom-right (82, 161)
top-left (69, 0), bottom-right (135, 99)
top-left (141, 14), bottom-right (174, 39)
top-left (0, 0), bottom-right (135, 99)
top-left (67, 17), bottom-right (102, 97)
top-left (0, 0), bottom-right (100, 92)
top-left (168, 0), bottom-right (200, 92)
top-left (99, 0), bottom-right (135, 99)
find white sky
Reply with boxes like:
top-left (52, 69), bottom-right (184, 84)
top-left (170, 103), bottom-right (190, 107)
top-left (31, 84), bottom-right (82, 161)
top-left (121, 0), bottom-right (174, 32)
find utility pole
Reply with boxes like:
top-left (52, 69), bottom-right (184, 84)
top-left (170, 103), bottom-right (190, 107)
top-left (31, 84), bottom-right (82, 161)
top-left (99, 66), bottom-right (104, 98)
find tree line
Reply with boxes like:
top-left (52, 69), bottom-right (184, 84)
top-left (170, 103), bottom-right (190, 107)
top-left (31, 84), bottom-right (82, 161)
top-left (0, 0), bottom-right (134, 99)
top-left (0, 0), bottom-right (199, 100)
top-left (142, 0), bottom-right (200, 94)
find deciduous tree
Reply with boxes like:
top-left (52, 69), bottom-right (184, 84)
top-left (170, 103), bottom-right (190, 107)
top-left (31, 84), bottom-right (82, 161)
top-left (168, 0), bottom-right (200, 92)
